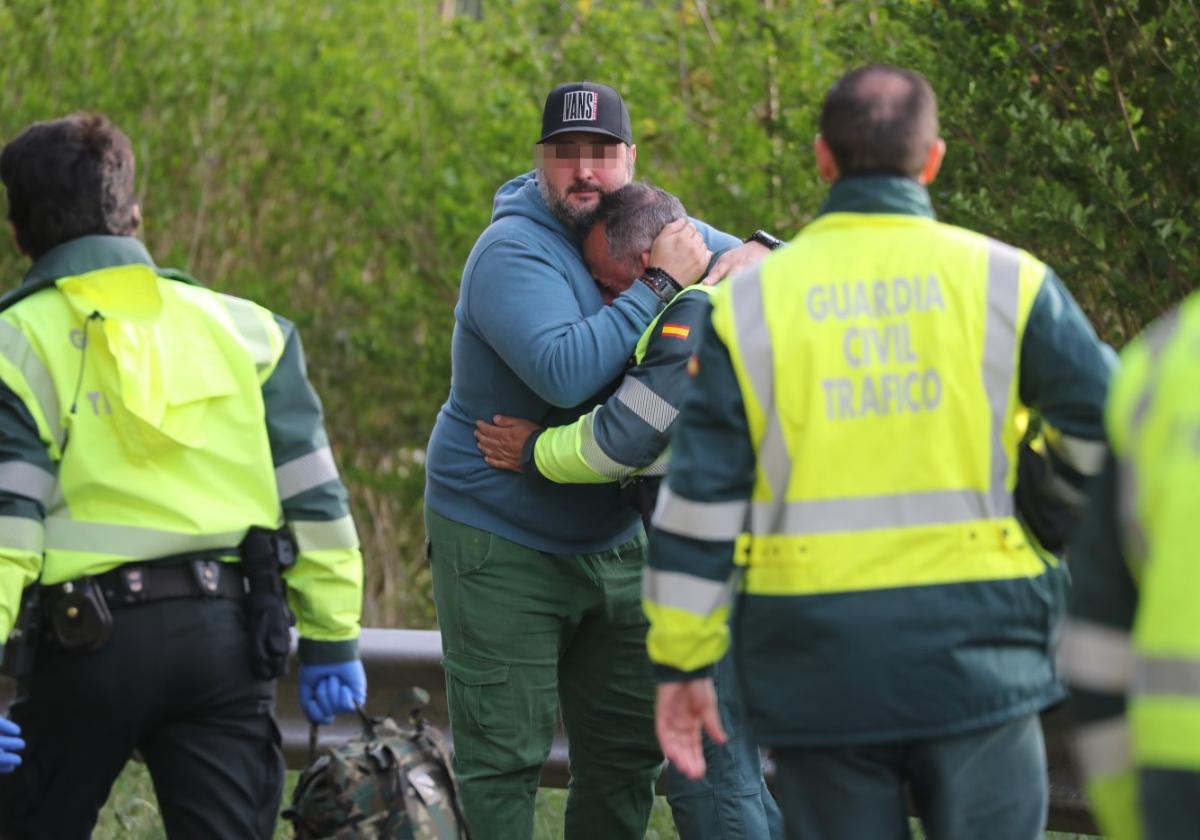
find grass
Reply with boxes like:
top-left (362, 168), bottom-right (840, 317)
top-left (94, 763), bottom-right (1099, 839)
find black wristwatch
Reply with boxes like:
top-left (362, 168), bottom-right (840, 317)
top-left (744, 229), bottom-right (785, 251)
top-left (637, 266), bottom-right (683, 305)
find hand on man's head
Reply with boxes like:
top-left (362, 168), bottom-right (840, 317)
top-left (648, 219), bottom-right (711, 288)
top-left (701, 240), bottom-right (772, 286)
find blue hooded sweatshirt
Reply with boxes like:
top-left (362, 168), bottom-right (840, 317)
top-left (424, 171), bottom-right (739, 553)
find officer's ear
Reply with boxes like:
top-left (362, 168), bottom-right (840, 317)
top-left (813, 135), bottom-right (839, 183)
top-left (132, 203), bottom-right (142, 232)
top-left (918, 139), bottom-right (946, 186)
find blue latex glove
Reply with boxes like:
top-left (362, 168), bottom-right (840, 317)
top-left (298, 660), bottom-right (367, 725)
top-left (0, 718), bottom-right (24, 773)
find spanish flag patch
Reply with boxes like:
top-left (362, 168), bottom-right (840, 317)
top-left (661, 323), bottom-right (690, 340)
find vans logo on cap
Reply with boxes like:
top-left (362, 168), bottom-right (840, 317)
top-left (562, 90), bottom-right (598, 122)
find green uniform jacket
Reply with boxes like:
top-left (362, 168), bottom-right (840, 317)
top-left (0, 236), bottom-right (362, 664)
top-left (1062, 291), bottom-right (1200, 840)
top-left (528, 286), bottom-right (714, 484)
top-left (648, 177), bottom-right (1116, 747)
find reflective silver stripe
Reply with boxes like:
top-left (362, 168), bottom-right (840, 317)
top-left (728, 244), bottom-right (1022, 539)
top-left (580, 414), bottom-right (636, 479)
top-left (639, 452), bottom-right (670, 478)
top-left (0, 516), bottom-right (44, 553)
top-left (731, 265), bottom-right (771, 413)
top-left (292, 515), bottom-right (359, 552)
top-left (0, 320), bottom-right (63, 447)
top-left (1118, 308), bottom-right (1184, 567)
top-left (1058, 619), bottom-right (1133, 692)
top-left (751, 489), bottom-right (989, 535)
top-left (1041, 467), bottom-right (1088, 510)
top-left (615, 377), bottom-right (677, 433)
top-left (1133, 656), bottom-right (1200, 698)
top-left (730, 266), bottom-right (792, 506)
top-left (0, 461), bottom-right (56, 504)
top-left (44, 519), bottom-right (243, 557)
top-left (1047, 433), bottom-right (1107, 476)
top-left (1073, 716), bottom-right (1132, 779)
top-left (275, 447), bottom-right (339, 501)
top-left (653, 485), bottom-right (747, 541)
top-left (220, 295), bottom-right (275, 371)
top-left (982, 239), bottom-right (1021, 518)
top-left (642, 568), bottom-right (733, 618)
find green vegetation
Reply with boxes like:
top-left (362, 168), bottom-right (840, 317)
top-left (5, 1), bottom-right (1195, 618)
top-left (5, 3), bottom-right (1189, 831)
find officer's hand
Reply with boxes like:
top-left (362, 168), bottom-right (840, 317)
top-left (0, 718), bottom-right (25, 773)
top-left (475, 415), bottom-right (541, 472)
top-left (648, 219), bottom-right (711, 289)
top-left (298, 660), bottom-right (367, 725)
top-left (700, 240), bottom-right (771, 286)
top-left (655, 678), bottom-right (725, 781)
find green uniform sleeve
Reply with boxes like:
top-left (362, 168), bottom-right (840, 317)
top-left (264, 316), bottom-right (363, 664)
top-left (646, 309), bottom-right (753, 682)
top-left (1061, 449), bottom-right (1142, 840)
top-left (533, 292), bottom-right (712, 484)
top-left (0, 383), bottom-right (53, 645)
top-left (1015, 268), bottom-right (1116, 549)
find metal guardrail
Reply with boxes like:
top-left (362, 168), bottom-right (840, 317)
top-left (0, 627), bottom-right (1099, 835)
top-left (275, 629), bottom-right (1098, 836)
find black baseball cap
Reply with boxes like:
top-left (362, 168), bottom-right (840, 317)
top-left (537, 82), bottom-right (632, 145)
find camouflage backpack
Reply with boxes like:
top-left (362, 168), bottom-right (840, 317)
top-left (284, 689), bottom-right (470, 839)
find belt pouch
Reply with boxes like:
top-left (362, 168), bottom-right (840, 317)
top-left (50, 578), bottom-right (114, 653)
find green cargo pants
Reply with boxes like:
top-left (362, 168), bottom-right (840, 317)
top-left (771, 713), bottom-right (1047, 840)
top-left (426, 508), bottom-right (662, 840)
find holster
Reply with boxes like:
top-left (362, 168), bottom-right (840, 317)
top-left (1, 583), bottom-right (43, 678)
top-left (620, 477), bottom-right (662, 533)
top-left (240, 526), bottom-right (297, 680)
top-left (47, 577), bottom-right (113, 653)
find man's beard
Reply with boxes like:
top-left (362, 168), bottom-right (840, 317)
top-left (539, 177), bottom-right (605, 234)
top-left (538, 157), bottom-right (634, 235)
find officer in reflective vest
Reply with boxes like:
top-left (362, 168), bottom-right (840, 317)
top-left (0, 114), bottom-right (366, 838)
top-left (1060, 290), bottom-right (1200, 840)
top-left (646, 65), bottom-right (1116, 839)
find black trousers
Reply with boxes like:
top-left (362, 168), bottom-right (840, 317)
top-left (0, 597), bottom-right (283, 839)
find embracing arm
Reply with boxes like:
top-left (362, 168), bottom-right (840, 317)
top-left (532, 291), bottom-right (712, 483)
top-left (468, 239), bottom-right (663, 408)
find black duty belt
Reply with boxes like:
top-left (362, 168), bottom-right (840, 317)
top-left (46, 557), bottom-right (245, 610)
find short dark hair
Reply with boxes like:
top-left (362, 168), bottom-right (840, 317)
top-left (0, 113), bottom-right (138, 259)
top-left (595, 182), bottom-right (686, 273)
top-left (819, 65), bottom-right (939, 179)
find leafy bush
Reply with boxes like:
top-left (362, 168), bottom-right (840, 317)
top-left (2, 0), bottom-right (1193, 626)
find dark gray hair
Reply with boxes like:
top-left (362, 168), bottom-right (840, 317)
top-left (595, 182), bottom-right (686, 273)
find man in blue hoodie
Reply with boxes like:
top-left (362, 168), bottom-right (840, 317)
top-left (424, 82), bottom-right (767, 839)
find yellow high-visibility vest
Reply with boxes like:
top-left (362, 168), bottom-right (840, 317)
top-left (1078, 289), bottom-right (1200, 840)
top-left (0, 264), bottom-right (284, 591)
top-left (709, 211), bottom-right (1052, 595)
